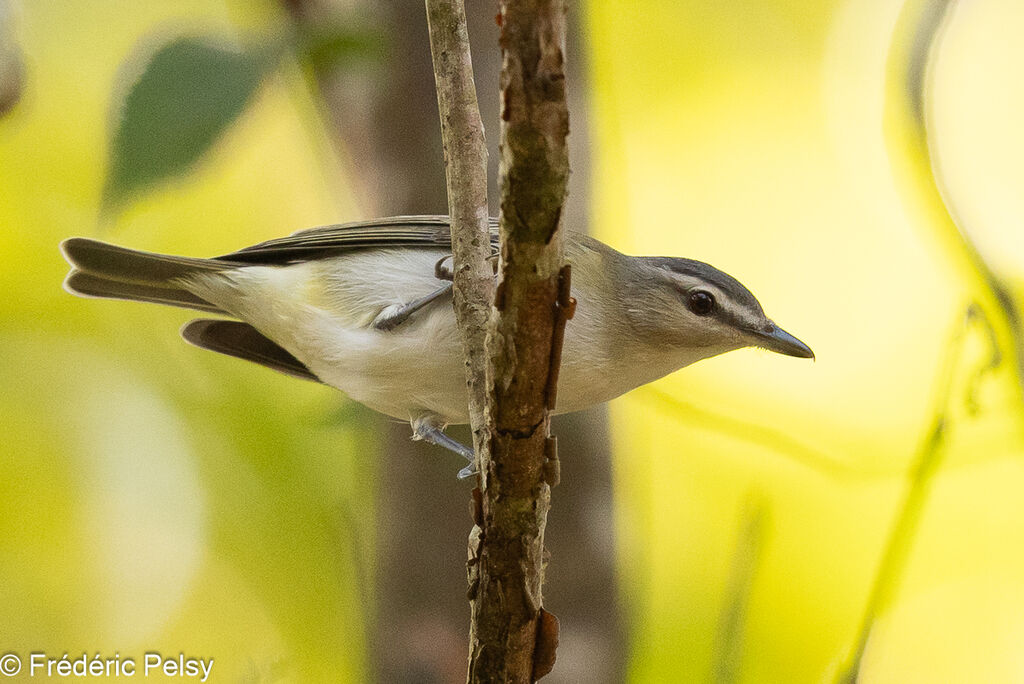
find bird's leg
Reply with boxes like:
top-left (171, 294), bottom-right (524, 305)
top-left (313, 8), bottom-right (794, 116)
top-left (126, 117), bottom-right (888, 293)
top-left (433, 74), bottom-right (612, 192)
top-left (373, 249), bottom-right (495, 332)
top-left (411, 414), bottom-right (477, 479)
top-left (372, 282), bottom-right (453, 331)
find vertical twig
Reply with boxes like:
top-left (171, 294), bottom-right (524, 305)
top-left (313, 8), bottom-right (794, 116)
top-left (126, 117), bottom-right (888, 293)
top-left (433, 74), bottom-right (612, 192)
top-left (424, 0), bottom-right (494, 460)
top-left (466, 0), bottom-right (571, 681)
top-left (426, 0), bottom-right (571, 679)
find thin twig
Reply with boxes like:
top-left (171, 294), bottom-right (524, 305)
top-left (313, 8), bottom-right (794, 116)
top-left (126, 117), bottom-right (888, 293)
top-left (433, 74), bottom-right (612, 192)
top-left (424, 0), bottom-right (494, 462)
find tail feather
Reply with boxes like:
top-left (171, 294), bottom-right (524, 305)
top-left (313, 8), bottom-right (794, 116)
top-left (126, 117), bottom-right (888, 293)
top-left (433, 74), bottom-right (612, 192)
top-left (60, 237), bottom-right (238, 313)
top-left (60, 237), bottom-right (232, 286)
top-left (64, 270), bottom-right (225, 314)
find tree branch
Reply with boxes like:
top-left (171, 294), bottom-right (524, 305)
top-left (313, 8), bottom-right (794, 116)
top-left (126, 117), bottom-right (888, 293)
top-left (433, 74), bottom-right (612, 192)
top-left (425, 0), bottom-right (570, 679)
top-left (467, 0), bottom-right (571, 681)
top-left (424, 0), bottom-right (493, 457)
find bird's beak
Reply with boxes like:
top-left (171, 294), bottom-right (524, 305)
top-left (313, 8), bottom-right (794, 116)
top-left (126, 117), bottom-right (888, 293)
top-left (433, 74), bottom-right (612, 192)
top-left (754, 322), bottom-right (814, 359)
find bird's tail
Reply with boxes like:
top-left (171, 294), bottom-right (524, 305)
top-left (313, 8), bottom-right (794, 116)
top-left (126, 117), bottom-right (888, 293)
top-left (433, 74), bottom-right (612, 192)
top-left (60, 237), bottom-right (233, 313)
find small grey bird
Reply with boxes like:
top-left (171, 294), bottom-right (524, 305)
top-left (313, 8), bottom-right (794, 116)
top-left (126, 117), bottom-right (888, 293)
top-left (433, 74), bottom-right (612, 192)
top-left (61, 216), bottom-right (813, 476)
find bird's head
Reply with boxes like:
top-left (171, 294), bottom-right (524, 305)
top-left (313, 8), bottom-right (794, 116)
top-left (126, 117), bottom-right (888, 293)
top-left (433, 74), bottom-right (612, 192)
top-left (620, 255), bottom-right (814, 362)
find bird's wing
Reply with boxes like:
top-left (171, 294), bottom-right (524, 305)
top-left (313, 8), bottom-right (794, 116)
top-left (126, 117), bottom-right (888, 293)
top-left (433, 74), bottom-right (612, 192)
top-left (216, 215), bottom-right (500, 265)
top-left (181, 319), bottom-right (322, 383)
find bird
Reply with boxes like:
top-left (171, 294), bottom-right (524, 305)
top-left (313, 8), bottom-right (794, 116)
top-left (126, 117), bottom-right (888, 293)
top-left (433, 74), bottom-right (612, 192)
top-left (60, 215), bottom-right (813, 477)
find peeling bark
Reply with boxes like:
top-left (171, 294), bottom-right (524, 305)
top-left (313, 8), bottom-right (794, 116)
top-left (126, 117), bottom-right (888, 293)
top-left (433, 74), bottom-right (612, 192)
top-left (467, 0), bottom-right (571, 681)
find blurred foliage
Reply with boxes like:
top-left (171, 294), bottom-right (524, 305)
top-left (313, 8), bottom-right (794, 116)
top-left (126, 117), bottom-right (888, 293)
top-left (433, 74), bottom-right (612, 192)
top-left (297, 24), bottom-right (385, 73)
top-left (0, 0), bottom-right (22, 117)
top-left (586, 0), bottom-right (1024, 682)
top-left (103, 37), bottom-right (279, 213)
top-left (0, 0), bottom-right (374, 681)
top-left (103, 21), bottom-right (382, 214)
top-left (712, 501), bottom-right (766, 684)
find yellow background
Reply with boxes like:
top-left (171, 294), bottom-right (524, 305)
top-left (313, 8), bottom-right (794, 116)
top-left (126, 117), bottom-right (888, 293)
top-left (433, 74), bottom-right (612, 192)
top-left (587, 0), bottom-right (1024, 681)
top-left (2, 0), bottom-right (1023, 681)
top-left (0, 1), bottom-right (372, 681)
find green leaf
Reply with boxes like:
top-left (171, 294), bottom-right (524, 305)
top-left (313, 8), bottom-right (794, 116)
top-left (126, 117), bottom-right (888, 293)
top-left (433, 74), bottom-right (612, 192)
top-left (102, 36), bottom-right (278, 213)
top-left (298, 25), bottom-right (385, 71)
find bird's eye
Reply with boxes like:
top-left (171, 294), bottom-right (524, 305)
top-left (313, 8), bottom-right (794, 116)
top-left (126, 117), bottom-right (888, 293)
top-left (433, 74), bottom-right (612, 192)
top-left (687, 290), bottom-right (715, 316)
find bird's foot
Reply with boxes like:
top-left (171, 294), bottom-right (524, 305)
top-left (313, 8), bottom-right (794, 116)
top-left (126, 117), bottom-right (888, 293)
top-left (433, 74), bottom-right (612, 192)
top-left (434, 253), bottom-right (499, 282)
top-left (372, 282), bottom-right (453, 331)
top-left (411, 415), bottom-right (478, 479)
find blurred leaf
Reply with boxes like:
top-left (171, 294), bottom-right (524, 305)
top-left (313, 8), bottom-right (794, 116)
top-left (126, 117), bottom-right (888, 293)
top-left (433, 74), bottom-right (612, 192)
top-left (298, 25), bottom-right (386, 71)
top-left (102, 36), bottom-right (279, 212)
top-left (0, 44), bottom-right (23, 118)
top-left (713, 502), bottom-right (766, 684)
top-left (0, 0), bottom-right (24, 118)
